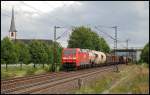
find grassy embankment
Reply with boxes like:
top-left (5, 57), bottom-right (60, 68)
top-left (75, 63), bottom-right (149, 94)
top-left (1, 64), bottom-right (52, 79)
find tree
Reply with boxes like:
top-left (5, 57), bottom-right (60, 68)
top-left (49, 46), bottom-right (54, 65)
top-left (15, 41), bottom-right (30, 69)
top-left (68, 26), bottom-right (110, 52)
top-left (68, 26), bottom-right (93, 49)
top-left (28, 40), bottom-right (48, 68)
top-left (140, 42), bottom-right (149, 64)
top-left (1, 37), bottom-right (18, 70)
top-left (1, 40), bottom-right (5, 64)
top-left (40, 41), bottom-right (52, 68)
top-left (98, 37), bottom-right (110, 53)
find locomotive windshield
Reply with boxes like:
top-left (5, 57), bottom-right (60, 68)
top-left (64, 49), bottom-right (76, 55)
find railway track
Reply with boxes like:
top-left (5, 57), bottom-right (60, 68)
top-left (1, 71), bottom-right (74, 93)
top-left (1, 64), bottom-right (123, 94)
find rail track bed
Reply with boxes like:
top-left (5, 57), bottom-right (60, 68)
top-left (1, 64), bottom-right (124, 94)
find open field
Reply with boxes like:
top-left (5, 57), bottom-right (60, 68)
top-left (75, 63), bottom-right (149, 94)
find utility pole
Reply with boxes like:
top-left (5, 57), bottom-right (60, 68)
top-left (126, 39), bottom-right (130, 64)
top-left (126, 39), bottom-right (129, 49)
top-left (112, 26), bottom-right (118, 72)
top-left (52, 26), bottom-right (56, 72)
top-left (52, 26), bottom-right (58, 72)
top-left (52, 26), bottom-right (62, 72)
top-left (115, 26), bottom-right (117, 51)
top-left (112, 26), bottom-right (117, 54)
top-left (126, 39), bottom-right (129, 64)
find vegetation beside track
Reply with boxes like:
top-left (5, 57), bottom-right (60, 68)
top-left (1, 37), bottom-right (62, 71)
top-left (1, 64), bottom-right (53, 79)
top-left (75, 63), bottom-right (149, 94)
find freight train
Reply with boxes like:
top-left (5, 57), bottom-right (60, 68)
top-left (62, 48), bottom-right (129, 70)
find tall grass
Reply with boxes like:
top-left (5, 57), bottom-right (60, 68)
top-left (110, 64), bottom-right (149, 94)
top-left (75, 64), bottom-right (149, 94)
top-left (1, 64), bottom-right (52, 79)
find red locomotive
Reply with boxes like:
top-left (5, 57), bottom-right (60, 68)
top-left (62, 48), bottom-right (89, 70)
top-left (62, 48), bottom-right (128, 70)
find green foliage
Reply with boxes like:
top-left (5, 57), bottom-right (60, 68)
top-left (15, 41), bottom-right (30, 65)
top-left (98, 37), bottom-right (110, 53)
top-left (1, 37), bottom-right (18, 69)
top-left (68, 26), bottom-right (110, 52)
top-left (26, 67), bottom-right (36, 75)
top-left (50, 42), bottom-right (62, 71)
top-left (28, 40), bottom-right (49, 67)
top-left (1, 64), bottom-right (52, 79)
top-left (56, 46), bottom-right (62, 64)
top-left (49, 46), bottom-right (54, 65)
top-left (140, 42), bottom-right (149, 64)
top-left (1, 37), bottom-right (62, 72)
top-left (1, 71), bottom-right (16, 79)
top-left (41, 41), bottom-right (53, 65)
top-left (110, 65), bottom-right (149, 94)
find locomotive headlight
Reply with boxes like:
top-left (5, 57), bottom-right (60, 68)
top-left (63, 57), bottom-right (67, 59)
top-left (63, 57), bottom-right (76, 59)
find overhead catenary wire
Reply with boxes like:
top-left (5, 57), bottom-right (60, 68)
top-left (2, 5), bottom-right (56, 40)
top-left (21, 1), bottom-right (73, 27)
top-left (2, 5), bottom-right (54, 29)
top-left (3, 2), bottom-right (119, 44)
top-left (21, 1), bottom-right (76, 41)
top-left (94, 26), bottom-right (116, 40)
top-left (2, 8), bottom-right (127, 49)
top-left (2, 3), bottom-right (74, 46)
top-left (56, 28), bottom-right (71, 40)
top-left (92, 25), bottom-right (129, 50)
top-left (2, 3), bottom-right (132, 48)
top-left (95, 26), bottom-right (127, 43)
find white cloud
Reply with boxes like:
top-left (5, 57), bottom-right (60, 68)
top-left (132, 1), bottom-right (149, 18)
top-left (1, 1), bottom-right (82, 16)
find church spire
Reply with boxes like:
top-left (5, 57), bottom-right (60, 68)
top-left (9, 7), bottom-right (17, 32)
top-left (9, 7), bottom-right (17, 40)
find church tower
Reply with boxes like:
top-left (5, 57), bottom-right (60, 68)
top-left (9, 7), bottom-right (17, 40)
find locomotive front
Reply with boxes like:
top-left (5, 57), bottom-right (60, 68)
top-left (62, 48), bottom-right (80, 69)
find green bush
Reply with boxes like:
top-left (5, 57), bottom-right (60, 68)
top-left (140, 42), bottom-right (149, 64)
top-left (26, 68), bottom-right (36, 75)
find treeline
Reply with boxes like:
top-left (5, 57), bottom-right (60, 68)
top-left (140, 42), bottom-right (149, 64)
top-left (1, 37), bottom-right (62, 70)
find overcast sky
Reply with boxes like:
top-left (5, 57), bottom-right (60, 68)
top-left (1, 1), bottom-right (149, 49)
